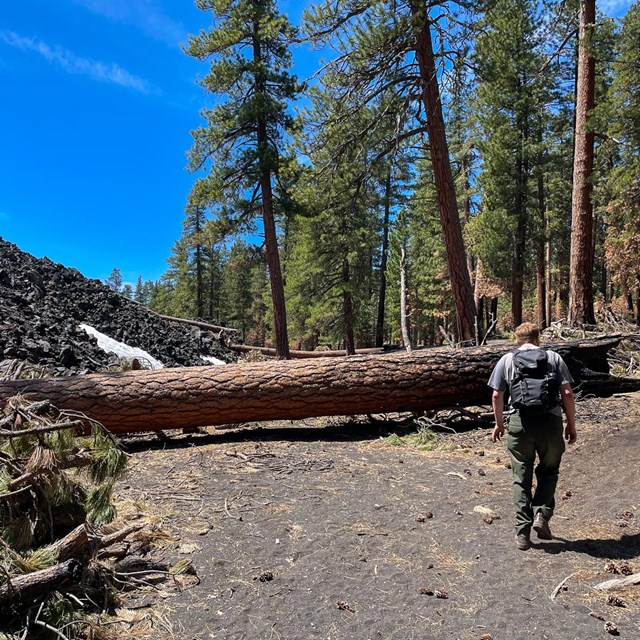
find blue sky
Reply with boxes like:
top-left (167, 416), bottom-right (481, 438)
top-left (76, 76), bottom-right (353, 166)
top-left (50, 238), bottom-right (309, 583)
top-left (0, 0), bottom-right (316, 284)
top-left (0, 0), bottom-right (634, 285)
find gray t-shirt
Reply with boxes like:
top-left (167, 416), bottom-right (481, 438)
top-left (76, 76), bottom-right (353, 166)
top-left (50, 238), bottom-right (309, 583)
top-left (487, 344), bottom-right (574, 416)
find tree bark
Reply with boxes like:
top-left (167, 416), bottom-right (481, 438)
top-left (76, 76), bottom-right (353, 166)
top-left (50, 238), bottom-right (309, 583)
top-left (0, 337), bottom-right (634, 436)
top-left (399, 245), bottom-right (412, 352)
top-left (253, 20), bottom-right (290, 358)
top-left (536, 163), bottom-right (547, 329)
top-left (375, 167), bottom-right (392, 347)
top-left (568, 0), bottom-right (597, 326)
top-left (410, 0), bottom-right (476, 343)
top-left (0, 559), bottom-right (84, 607)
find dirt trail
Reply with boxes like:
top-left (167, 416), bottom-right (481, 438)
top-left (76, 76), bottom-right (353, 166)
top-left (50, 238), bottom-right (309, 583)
top-left (118, 393), bottom-right (640, 640)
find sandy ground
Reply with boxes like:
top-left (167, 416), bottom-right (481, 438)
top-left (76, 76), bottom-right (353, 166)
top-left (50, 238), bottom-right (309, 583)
top-left (114, 393), bottom-right (640, 640)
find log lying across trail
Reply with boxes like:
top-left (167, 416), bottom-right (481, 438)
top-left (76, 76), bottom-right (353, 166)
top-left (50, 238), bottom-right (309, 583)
top-left (0, 336), bottom-right (638, 435)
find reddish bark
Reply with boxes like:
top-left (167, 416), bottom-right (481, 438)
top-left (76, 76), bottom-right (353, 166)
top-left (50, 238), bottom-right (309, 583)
top-left (0, 337), bottom-right (632, 435)
top-left (568, 0), bottom-right (597, 325)
top-left (410, 0), bottom-right (476, 342)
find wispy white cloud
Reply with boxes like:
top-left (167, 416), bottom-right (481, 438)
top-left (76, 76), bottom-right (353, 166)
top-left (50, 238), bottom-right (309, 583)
top-left (0, 30), bottom-right (158, 94)
top-left (71, 0), bottom-right (185, 47)
top-left (600, 0), bottom-right (634, 17)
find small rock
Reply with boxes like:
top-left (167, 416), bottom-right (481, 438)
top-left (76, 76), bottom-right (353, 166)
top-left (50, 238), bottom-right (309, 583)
top-left (589, 612), bottom-right (605, 621)
top-left (480, 634), bottom-right (494, 640)
top-left (482, 515), bottom-right (494, 525)
top-left (434, 589), bottom-right (449, 599)
top-left (463, 469), bottom-right (472, 476)
top-left (561, 490), bottom-right (573, 500)
top-left (478, 468), bottom-right (487, 476)
top-left (505, 462), bottom-right (512, 469)
top-left (475, 450), bottom-right (485, 457)
top-left (418, 587), bottom-right (434, 595)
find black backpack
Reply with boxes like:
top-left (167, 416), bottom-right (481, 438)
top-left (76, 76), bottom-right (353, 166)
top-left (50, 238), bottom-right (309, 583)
top-left (509, 348), bottom-right (559, 415)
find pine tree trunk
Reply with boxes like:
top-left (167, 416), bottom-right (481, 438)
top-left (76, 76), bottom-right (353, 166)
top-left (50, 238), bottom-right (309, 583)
top-left (399, 245), bottom-right (412, 352)
top-left (0, 559), bottom-right (84, 607)
top-left (536, 168), bottom-right (547, 328)
top-left (410, 0), bottom-right (476, 343)
top-left (253, 25), bottom-right (290, 358)
top-left (473, 258), bottom-right (485, 340)
top-left (545, 217), bottom-right (553, 327)
top-left (375, 168), bottom-right (392, 347)
top-left (0, 337), bottom-right (632, 435)
top-left (342, 257), bottom-right (356, 355)
top-left (195, 213), bottom-right (205, 319)
top-left (568, 0), bottom-right (596, 326)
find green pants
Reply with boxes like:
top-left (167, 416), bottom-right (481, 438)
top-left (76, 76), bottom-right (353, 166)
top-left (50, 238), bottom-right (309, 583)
top-left (506, 411), bottom-right (566, 535)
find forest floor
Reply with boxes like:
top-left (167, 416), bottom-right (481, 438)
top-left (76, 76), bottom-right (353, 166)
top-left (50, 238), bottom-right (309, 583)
top-left (113, 392), bottom-right (640, 640)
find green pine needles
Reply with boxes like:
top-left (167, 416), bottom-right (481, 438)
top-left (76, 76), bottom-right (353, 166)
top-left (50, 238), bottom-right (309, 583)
top-left (0, 397), bottom-right (126, 556)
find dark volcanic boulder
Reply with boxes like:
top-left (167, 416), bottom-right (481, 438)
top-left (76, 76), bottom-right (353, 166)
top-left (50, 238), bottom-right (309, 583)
top-left (0, 237), bottom-right (236, 372)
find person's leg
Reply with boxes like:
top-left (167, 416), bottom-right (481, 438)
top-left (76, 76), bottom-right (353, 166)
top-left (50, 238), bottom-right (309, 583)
top-left (532, 414), bottom-right (566, 521)
top-left (506, 413), bottom-right (537, 535)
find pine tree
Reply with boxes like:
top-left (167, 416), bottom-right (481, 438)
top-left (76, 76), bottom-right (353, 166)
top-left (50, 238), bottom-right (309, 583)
top-left (568, 0), bottom-right (597, 325)
top-left (605, 1), bottom-right (640, 324)
top-left (305, 0), bottom-right (478, 342)
top-left (472, 0), bottom-right (548, 328)
top-left (105, 268), bottom-right (123, 293)
top-left (134, 276), bottom-right (145, 303)
top-left (185, 0), bottom-right (302, 358)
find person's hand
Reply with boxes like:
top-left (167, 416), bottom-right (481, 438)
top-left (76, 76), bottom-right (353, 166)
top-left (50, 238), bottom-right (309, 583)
top-left (491, 423), bottom-right (505, 443)
top-left (565, 423), bottom-right (577, 444)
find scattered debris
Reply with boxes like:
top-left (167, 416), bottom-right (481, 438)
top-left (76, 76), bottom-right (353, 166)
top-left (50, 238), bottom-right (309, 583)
top-left (595, 572), bottom-right (640, 591)
top-left (606, 595), bottom-right (626, 608)
top-left (336, 600), bottom-right (355, 613)
top-left (550, 573), bottom-right (576, 600)
top-left (257, 571), bottom-right (274, 582)
top-left (604, 620), bottom-right (619, 635)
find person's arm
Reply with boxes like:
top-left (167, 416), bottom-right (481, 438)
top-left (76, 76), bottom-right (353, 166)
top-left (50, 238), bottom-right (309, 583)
top-left (491, 389), bottom-right (505, 442)
top-left (560, 383), bottom-right (577, 444)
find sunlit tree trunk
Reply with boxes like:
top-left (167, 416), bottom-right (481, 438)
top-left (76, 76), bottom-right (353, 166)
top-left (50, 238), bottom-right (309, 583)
top-left (568, 0), bottom-right (596, 326)
top-left (410, 0), bottom-right (476, 342)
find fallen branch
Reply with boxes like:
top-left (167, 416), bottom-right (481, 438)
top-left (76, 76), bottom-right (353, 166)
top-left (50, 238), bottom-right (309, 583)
top-left (0, 420), bottom-right (84, 439)
top-left (550, 573), bottom-right (576, 600)
top-left (594, 572), bottom-right (640, 591)
top-left (228, 343), bottom-right (386, 358)
top-left (8, 452), bottom-right (93, 491)
top-left (0, 558), bottom-right (84, 607)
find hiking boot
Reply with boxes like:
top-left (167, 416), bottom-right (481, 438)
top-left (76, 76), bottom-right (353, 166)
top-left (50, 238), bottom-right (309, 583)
top-left (515, 531), bottom-right (531, 551)
top-left (533, 513), bottom-right (553, 540)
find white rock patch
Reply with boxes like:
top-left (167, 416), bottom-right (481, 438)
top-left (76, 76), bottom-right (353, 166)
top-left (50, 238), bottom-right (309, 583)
top-left (79, 324), bottom-right (164, 369)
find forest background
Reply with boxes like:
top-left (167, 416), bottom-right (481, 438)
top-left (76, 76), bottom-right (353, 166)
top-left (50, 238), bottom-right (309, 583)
top-left (104, 0), bottom-right (640, 354)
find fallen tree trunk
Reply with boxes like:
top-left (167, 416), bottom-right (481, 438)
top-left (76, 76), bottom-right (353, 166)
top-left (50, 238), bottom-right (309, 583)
top-left (0, 336), bottom-right (638, 435)
top-left (228, 343), bottom-right (389, 358)
top-left (0, 559), bottom-right (83, 608)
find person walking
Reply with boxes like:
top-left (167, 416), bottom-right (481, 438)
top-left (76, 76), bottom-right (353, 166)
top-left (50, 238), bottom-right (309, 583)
top-left (488, 322), bottom-right (577, 551)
